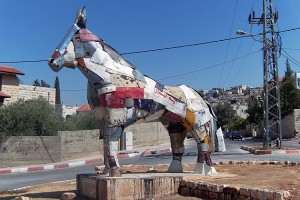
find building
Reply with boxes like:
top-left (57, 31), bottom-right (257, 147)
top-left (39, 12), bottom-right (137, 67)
top-left (0, 65), bottom-right (56, 106)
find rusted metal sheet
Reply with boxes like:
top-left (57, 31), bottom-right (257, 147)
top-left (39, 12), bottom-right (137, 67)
top-left (163, 86), bottom-right (186, 103)
top-left (178, 85), bottom-right (205, 112)
top-left (110, 74), bottom-right (146, 88)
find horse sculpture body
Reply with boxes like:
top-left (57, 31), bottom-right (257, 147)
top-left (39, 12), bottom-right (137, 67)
top-left (48, 8), bottom-right (223, 177)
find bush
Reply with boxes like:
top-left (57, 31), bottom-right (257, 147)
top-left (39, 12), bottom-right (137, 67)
top-left (0, 97), bottom-right (63, 140)
top-left (63, 113), bottom-right (99, 131)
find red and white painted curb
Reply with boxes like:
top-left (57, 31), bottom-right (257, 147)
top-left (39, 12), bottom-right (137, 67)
top-left (240, 145), bottom-right (300, 155)
top-left (0, 152), bottom-right (141, 175)
top-left (141, 148), bottom-right (172, 156)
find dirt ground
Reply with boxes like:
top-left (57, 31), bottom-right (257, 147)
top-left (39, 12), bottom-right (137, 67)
top-left (1, 163), bottom-right (299, 200)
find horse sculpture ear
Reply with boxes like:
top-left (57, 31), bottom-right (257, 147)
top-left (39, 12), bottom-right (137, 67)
top-left (74, 6), bottom-right (87, 29)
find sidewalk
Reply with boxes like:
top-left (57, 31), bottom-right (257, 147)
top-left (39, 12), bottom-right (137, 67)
top-left (0, 142), bottom-right (172, 175)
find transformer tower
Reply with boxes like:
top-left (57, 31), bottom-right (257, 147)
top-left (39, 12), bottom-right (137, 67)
top-left (248, 0), bottom-right (282, 149)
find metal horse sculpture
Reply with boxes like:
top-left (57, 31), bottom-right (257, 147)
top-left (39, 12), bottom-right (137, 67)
top-left (48, 8), bottom-right (222, 177)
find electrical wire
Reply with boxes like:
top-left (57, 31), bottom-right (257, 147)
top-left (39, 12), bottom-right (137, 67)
top-left (217, 0), bottom-right (238, 87)
top-left (59, 49), bottom-right (262, 92)
top-left (0, 26), bottom-right (299, 64)
top-left (157, 49), bottom-right (262, 81)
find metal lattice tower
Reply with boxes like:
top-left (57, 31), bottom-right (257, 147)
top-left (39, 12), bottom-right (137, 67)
top-left (248, 0), bottom-right (282, 149)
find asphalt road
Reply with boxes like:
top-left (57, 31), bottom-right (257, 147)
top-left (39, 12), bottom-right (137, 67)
top-left (0, 138), bottom-right (299, 190)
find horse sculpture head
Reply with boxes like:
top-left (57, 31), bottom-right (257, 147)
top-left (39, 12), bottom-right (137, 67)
top-left (49, 7), bottom-right (144, 88)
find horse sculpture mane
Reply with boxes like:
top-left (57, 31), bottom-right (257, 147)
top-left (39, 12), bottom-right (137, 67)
top-left (48, 7), bottom-right (225, 177)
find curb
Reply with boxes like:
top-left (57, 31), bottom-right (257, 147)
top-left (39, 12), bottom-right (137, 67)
top-left (141, 148), bottom-right (172, 156)
top-left (240, 145), bottom-right (300, 155)
top-left (0, 152), bottom-right (141, 175)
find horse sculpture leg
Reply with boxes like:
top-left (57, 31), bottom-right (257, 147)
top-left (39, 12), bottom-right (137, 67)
top-left (167, 122), bottom-right (186, 173)
top-left (101, 119), bottom-right (123, 177)
top-left (192, 125), bottom-right (217, 175)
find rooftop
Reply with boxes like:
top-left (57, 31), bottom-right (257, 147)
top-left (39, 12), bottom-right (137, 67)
top-left (0, 65), bottom-right (24, 75)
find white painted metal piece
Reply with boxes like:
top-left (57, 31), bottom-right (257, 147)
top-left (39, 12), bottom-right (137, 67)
top-left (86, 59), bottom-right (111, 84)
top-left (195, 108), bottom-right (211, 127)
top-left (97, 85), bottom-right (116, 95)
top-left (124, 131), bottom-right (133, 150)
top-left (144, 76), bottom-right (156, 99)
top-left (168, 160), bottom-right (183, 173)
top-left (216, 128), bottom-right (226, 152)
top-left (194, 162), bottom-right (217, 175)
top-left (108, 108), bottom-right (125, 125)
top-left (179, 85), bottom-right (204, 111)
top-left (152, 88), bottom-right (186, 117)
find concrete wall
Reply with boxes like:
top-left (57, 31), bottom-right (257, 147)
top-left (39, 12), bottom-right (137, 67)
top-left (58, 130), bottom-right (103, 161)
top-left (2, 85), bottom-right (56, 105)
top-left (125, 122), bottom-right (169, 148)
top-left (0, 136), bottom-right (61, 167)
top-left (0, 122), bottom-right (169, 167)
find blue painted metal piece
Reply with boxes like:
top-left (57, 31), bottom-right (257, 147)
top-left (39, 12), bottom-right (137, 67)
top-left (134, 99), bottom-right (153, 112)
top-left (57, 24), bottom-right (80, 54)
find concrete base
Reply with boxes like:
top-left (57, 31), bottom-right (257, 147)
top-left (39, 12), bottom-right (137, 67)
top-left (77, 172), bottom-right (202, 200)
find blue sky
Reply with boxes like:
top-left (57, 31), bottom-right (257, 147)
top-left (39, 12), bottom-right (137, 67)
top-left (1, 1), bottom-right (300, 106)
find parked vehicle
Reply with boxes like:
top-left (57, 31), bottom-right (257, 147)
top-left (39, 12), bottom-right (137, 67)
top-left (229, 132), bottom-right (242, 140)
top-left (224, 132), bottom-right (231, 139)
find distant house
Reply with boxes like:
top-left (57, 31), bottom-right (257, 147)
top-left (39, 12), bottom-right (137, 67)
top-left (61, 104), bottom-right (80, 119)
top-left (0, 65), bottom-right (56, 107)
top-left (77, 104), bottom-right (91, 116)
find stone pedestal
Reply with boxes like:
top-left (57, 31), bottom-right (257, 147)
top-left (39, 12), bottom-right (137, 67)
top-left (77, 172), bottom-right (198, 200)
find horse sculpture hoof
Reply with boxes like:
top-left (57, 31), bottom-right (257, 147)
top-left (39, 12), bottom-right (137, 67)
top-left (167, 160), bottom-right (183, 173)
top-left (194, 163), bottom-right (217, 175)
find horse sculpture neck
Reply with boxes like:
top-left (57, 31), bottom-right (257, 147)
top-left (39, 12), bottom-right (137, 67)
top-left (69, 27), bottom-right (145, 90)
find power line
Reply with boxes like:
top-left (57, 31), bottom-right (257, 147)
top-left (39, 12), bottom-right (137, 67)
top-left (218, 0), bottom-right (238, 87)
top-left (59, 49), bottom-right (262, 91)
top-left (0, 26), bottom-right (299, 64)
top-left (157, 49), bottom-right (262, 81)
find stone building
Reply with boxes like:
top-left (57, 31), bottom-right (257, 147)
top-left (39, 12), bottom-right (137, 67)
top-left (0, 65), bottom-right (56, 106)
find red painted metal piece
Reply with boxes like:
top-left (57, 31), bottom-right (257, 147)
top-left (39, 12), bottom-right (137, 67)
top-left (79, 29), bottom-right (101, 42)
top-left (99, 87), bottom-right (144, 108)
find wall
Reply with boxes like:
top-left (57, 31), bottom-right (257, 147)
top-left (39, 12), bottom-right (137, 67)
top-left (2, 85), bottom-right (56, 105)
top-left (0, 136), bottom-right (61, 167)
top-left (125, 122), bottom-right (169, 148)
top-left (58, 130), bottom-right (103, 161)
top-left (0, 122), bottom-right (169, 167)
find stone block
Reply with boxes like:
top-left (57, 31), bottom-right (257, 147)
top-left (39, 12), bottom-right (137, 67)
top-left (208, 191), bottom-right (218, 199)
top-left (191, 189), bottom-right (202, 198)
top-left (238, 195), bottom-right (252, 200)
top-left (186, 181), bottom-right (197, 189)
top-left (223, 186), bottom-right (240, 195)
top-left (251, 189), bottom-right (264, 199)
top-left (240, 188), bottom-right (251, 196)
top-left (180, 180), bottom-right (187, 187)
top-left (208, 184), bottom-right (223, 193)
top-left (179, 186), bottom-right (191, 197)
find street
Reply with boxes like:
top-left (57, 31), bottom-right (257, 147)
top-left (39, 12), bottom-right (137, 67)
top-left (0, 138), bottom-right (299, 190)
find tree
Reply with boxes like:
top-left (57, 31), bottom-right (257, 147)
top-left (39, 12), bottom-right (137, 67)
top-left (0, 97), bottom-right (63, 140)
top-left (33, 79), bottom-right (41, 86)
top-left (280, 58), bottom-right (300, 117)
top-left (213, 101), bottom-right (235, 129)
top-left (246, 95), bottom-right (263, 126)
top-left (32, 79), bottom-right (50, 88)
top-left (228, 116), bottom-right (248, 131)
top-left (63, 113), bottom-right (99, 131)
top-left (54, 76), bottom-right (61, 105)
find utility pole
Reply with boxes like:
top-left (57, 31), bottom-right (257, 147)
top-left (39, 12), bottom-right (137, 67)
top-left (248, 0), bottom-right (282, 149)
